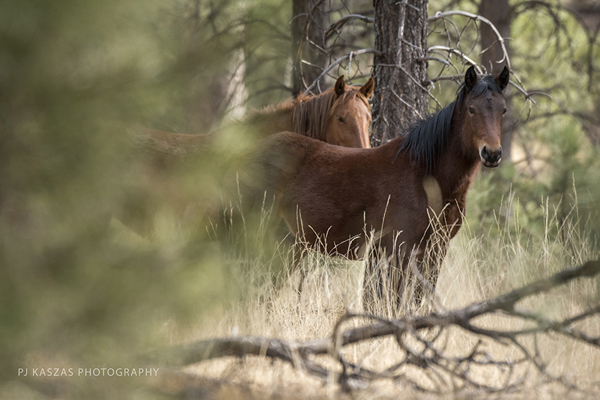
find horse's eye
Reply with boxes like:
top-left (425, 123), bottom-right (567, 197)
top-left (467, 107), bottom-right (475, 115)
top-left (337, 116), bottom-right (344, 123)
top-left (502, 108), bottom-right (507, 115)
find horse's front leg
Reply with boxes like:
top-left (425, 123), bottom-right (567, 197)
top-left (267, 219), bottom-right (310, 302)
top-left (410, 207), bottom-right (458, 310)
top-left (363, 243), bottom-right (407, 316)
top-left (404, 234), bottom-right (449, 313)
top-left (404, 246), bottom-right (431, 312)
top-left (362, 245), bottom-right (384, 314)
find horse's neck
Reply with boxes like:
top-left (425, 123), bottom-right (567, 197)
top-left (433, 117), bottom-right (480, 206)
top-left (244, 105), bottom-right (294, 137)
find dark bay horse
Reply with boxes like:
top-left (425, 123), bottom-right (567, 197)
top-left (234, 66), bottom-right (509, 310)
top-left (120, 76), bottom-right (374, 237)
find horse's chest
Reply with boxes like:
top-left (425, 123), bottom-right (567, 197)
top-left (423, 176), bottom-right (443, 215)
top-left (422, 176), bottom-right (468, 239)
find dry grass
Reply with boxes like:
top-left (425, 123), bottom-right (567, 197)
top-left (158, 198), bottom-right (600, 399)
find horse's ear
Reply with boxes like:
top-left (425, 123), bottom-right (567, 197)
top-left (334, 76), bottom-right (346, 97)
top-left (464, 65), bottom-right (478, 91)
top-left (495, 66), bottom-right (510, 91)
top-left (360, 77), bottom-right (375, 98)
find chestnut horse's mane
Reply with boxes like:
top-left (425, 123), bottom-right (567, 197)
top-left (398, 76), bottom-right (504, 174)
top-left (291, 88), bottom-right (370, 141)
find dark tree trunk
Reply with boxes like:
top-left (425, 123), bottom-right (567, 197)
top-left (479, 0), bottom-right (512, 161)
top-left (371, 0), bottom-right (429, 147)
top-left (291, 0), bottom-right (329, 97)
top-left (568, 0), bottom-right (600, 147)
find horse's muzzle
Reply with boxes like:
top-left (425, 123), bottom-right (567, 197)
top-left (480, 145), bottom-right (502, 168)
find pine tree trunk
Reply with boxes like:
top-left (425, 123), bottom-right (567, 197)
top-left (291, 0), bottom-right (329, 97)
top-left (371, 0), bottom-right (429, 147)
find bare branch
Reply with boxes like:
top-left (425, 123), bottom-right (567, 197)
top-left (153, 336), bottom-right (330, 380)
top-left (429, 10), bottom-right (511, 69)
top-left (428, 46), bottom-right (483, 74)
top-left (302, 49), bottom-right (382, 96)
top-left (417, 56), bottom-right (451, 66)
top-left (324, 14), bottom-right (374, 40)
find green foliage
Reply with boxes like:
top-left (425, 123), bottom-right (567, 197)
top-left (0, 0), bottom-right (289, 397)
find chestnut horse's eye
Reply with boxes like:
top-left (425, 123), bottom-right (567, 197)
top-left (337, 116), bottom-right (345, 123)
top-left (467, 107), bottom-right (475, 115)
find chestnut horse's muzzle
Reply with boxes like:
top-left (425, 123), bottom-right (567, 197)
top-left (480, 145), bottom-right (502, 168)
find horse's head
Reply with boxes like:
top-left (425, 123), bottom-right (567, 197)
top-left (326, 76), bottom-right (374, 148)
top-left (460, 65), bottom-right (509, 168)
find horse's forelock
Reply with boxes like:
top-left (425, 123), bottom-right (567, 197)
top-left (292, 90), bottom-right (333, 140)
top-left (331, 89), bottom-right (370, 115)
top-left (457, 75), bottom-right (503, 104)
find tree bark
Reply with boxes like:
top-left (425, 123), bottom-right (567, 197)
top-left (371, 0), bottom-right (429, 147)
top-left (479, 0), bottom-right (512, 161)
top-left (291, 0), bottom-right (329, 97)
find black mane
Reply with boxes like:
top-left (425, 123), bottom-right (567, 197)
top-left (397, 75), bottom-right (504, 173)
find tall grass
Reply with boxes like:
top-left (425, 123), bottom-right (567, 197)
top-left (178, 194), bottom-right (599, 399)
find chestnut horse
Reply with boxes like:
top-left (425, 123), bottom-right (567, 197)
top-left (234, 66), bottom-right (509, 310)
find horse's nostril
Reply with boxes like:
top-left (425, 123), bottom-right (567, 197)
top-left (481, 146), bottom-right (490, 159)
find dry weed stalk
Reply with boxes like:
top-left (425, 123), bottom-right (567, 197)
top-left (155, 259), bottom-right (600, 395)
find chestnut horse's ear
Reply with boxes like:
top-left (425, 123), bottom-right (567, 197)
top-left (360, 77), bottom-right (375, 98)
top-left (334, 75), bottom-right (346, 97)
top-left (464, 65), bottom-right (478, 92)
top-left (495, 66), bottom-right (510, 91)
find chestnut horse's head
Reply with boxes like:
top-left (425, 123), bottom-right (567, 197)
top-left (460, 65), bottom-right (510, 168)
top-left (293, 76), bottom-right (374, 148)
top-left (326, 76), bottom-right (374, 148)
